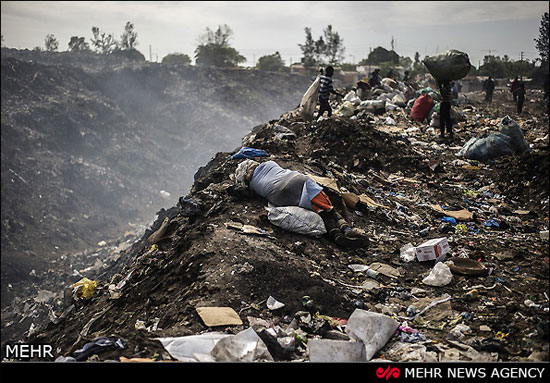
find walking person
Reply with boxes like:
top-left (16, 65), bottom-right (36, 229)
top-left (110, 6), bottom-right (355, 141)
top-left (510, 76), bottom-right (520, 102)
top-left (516, 80), bottom-right (526, 114)
top-left (316, 65), bottom-right (343, 119)
top-left (437, 79), bottom-right (454, 140)
top-left (484, 76), bottom-right (495, 103)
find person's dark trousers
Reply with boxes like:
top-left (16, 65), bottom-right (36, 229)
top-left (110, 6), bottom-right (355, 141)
top-left (485, 90), bottom-right (493, 102)
top-left (517, 95), bottom-right (525, 113)
top-left (439, 101), bottom-right (452, 137)
top-left (317, 98), bottom-right (332, 118)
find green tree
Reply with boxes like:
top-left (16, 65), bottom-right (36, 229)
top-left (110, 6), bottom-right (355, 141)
top-left (162, 53), bottom-right (191, 65)
top-left (322, 25), bottom-right (345, 65)
top-left (68, 36), bottom-right (90, 52)
top-left (478, 55), bottom-right (536, 78)
top-left (534, 12), bottom-right (549, 63)
top-left (44, 34), bottom-right (59, 52)
top-left (298, 27), bottom-right (317, 67)
top-left (299, 25), bottom-right (345, 67)
top-left (120, 21), bottom-right (138, 50)
top-left (91, 26), bottom-right (118, 54)
top-left (194, 24), bottom-right (246, 67)
top-left (256, 51), bottom-right (286, 72)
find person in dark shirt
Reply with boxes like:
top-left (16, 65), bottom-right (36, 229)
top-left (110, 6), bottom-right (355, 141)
top-left (510, 76), bottom-right (520, 102)
top-left (484, 76), bottom-right (495, 103)
top-left (369, 68), bottom-right (381, 87)
top-left (316, 65), bottom-right (343, 118)
top-left (516, 80), bottom-right (526, 114)
top-left (544, 74), bottom-right (549, 112)
top-left (437, 79), bottom-right (453, 139)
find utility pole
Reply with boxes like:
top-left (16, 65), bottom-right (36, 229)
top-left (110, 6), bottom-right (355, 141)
top-left (482, 49), bottom-right (499, 58)
top-left (149, 45), bottom-right (152, 62)
top-left (520, 51), bottom-right (524, 80)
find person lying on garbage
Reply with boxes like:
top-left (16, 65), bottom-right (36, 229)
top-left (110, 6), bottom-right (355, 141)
top-left (235, 159), bottom-right (368, 248)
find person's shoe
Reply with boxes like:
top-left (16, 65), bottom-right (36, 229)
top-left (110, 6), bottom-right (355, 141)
top-left (344, 227), bottom-right (368, 240)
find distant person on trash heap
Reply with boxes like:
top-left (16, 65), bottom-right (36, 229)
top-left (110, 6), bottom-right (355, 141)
top-left (544, 73), bottom-right (550, 111)
top-left (436, 79), bottom-right (454, 140)
top-left (235, 159), bottom-right (368, 249)
top-left (369, 68), bottom-right (381, 87)
top-left (510, 76), bottom-right (521, 102)
top-left (450, 80), bottom-right (459, 100)
top-left (356, 78), bottom-right (371, 100)
top-left (484, 76), bottom-right (495, 103)
top-left (516, 79), bottom-right (526, 114)
top-left (316, 65), bottom-right (344, 119)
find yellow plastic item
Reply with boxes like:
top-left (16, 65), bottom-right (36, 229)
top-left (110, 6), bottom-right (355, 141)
top-left (72, 278), bottom-right (97, 300)
top-left (456, 224), bottom-right (468, 233)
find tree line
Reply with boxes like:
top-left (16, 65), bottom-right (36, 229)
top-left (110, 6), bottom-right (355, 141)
top-left (2, 13), bottom-right (547, 80)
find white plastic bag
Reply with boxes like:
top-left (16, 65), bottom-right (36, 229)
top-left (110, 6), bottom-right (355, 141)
top-left (210, 327), bottom-right (274, 362)
top-left (346, 309), bottom-right (399, 361)
top-left (359, 99), bottom-right (386, 111)
top-left (336, 101), bottom-right (355, 117)
top-left (300, 75), bottom-right (320, 121)
top-left (266, 205), bottom-right (327, 236)
top-left (399, 243), bottom-right (416, 262)
top-left (343, 90), bottom-right (362, 105)
top-left (422, 262), bottom-right (452, 286)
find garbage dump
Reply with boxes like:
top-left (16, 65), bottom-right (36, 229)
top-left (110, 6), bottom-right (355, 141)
top-left (3, 50), bottom-right (548, 365)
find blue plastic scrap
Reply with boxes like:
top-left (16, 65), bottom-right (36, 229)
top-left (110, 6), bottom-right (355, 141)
top-left (482, 219), bottom-right (500, 228)
top-left (439, 216), bottom-right (457, 224)
top-left (232, 147), bottom-right (270, 159)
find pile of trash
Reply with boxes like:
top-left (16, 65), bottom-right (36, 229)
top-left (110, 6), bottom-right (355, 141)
top-left (11, 72), bottom-right (550, 363)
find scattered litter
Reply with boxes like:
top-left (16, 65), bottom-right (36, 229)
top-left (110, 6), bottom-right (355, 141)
top-left (266, 296), bottom-right (285, 310)
top-left (422, 262), bottom-right (453, 286)
top-left (71, 278), bottom-right (97, 300)
top-left (196, 307), bottom-right (243, 327)
top-left (415, 237), bottom-right (450, 262)
top-left (346, 309), bottom-right (399, 361)
top-left (308, 339), bottom-right (366, 362)
top-left (73, 337), bottom-right (127, 361)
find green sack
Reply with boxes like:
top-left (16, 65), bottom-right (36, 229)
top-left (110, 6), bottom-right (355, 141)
top-left (498, 115), bottom-right (530, 153)
top-left (416, 87), bottom-right (440, 101)
top-left (423, 50), bottom-right (472, 81)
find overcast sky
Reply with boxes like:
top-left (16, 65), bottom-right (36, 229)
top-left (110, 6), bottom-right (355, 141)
top-left (1, 1), bottom-right (548, 68)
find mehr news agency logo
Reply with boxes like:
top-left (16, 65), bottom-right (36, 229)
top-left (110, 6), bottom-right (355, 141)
top-left (3, 343), bottom-right (54, 361)
top-left (374, 365), bottom-right (547, 381)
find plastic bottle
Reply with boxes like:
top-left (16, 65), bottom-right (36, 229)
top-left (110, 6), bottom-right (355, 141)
top-left (406, 305), bottom-right (416, 317)
top-left (366, 268), bottom-right (379, 279)
top-left (419, 228), bottom-right (429, 237)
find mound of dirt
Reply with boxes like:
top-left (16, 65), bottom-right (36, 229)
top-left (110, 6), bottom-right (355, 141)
top-left (1, 49), bottom-right (311, 310)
